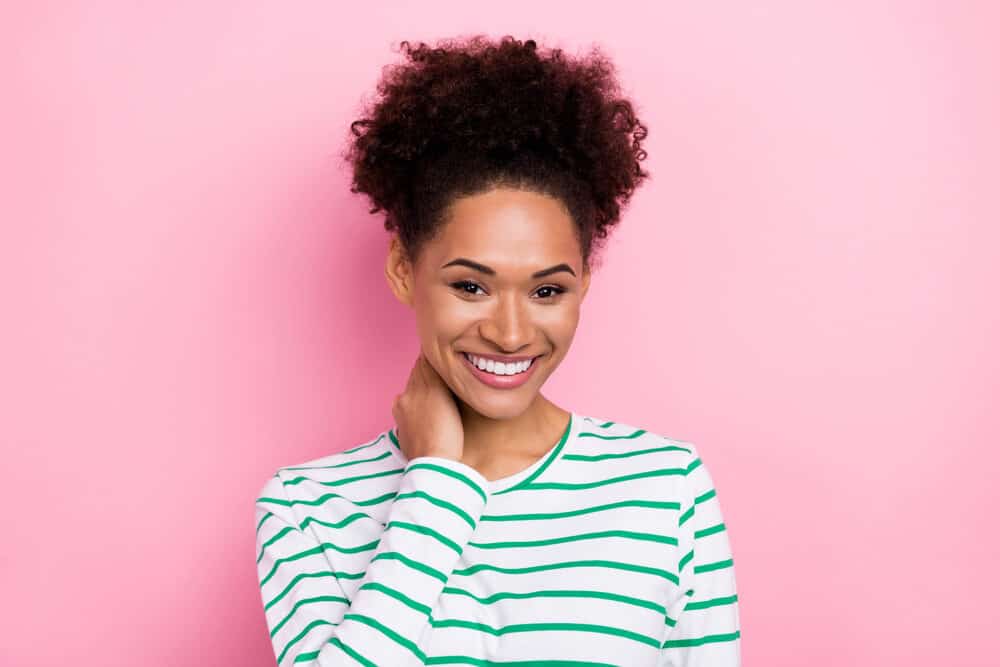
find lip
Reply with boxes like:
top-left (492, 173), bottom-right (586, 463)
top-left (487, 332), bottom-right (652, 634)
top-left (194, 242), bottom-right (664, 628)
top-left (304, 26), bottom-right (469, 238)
top-left (461, 350), bottom-right (538, 363)
top-left (459, 351), bottom-right (541, 389)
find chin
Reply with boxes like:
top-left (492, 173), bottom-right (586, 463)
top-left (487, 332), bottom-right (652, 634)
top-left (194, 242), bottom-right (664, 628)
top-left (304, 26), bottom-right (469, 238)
top-left (457, 391), bottom-right (537, 422)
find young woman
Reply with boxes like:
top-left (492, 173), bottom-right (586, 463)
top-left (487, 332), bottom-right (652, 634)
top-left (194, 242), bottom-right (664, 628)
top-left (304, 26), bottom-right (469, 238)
top-left (255, 35), bottom-right (741, 666)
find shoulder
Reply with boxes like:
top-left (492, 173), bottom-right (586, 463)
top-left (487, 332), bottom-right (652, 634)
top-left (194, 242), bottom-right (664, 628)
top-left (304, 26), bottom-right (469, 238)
top-left (274, 428), bottom-right (398, 480)
top-left (573, 412), bottom-right (698, 469)
top-left (254, 428), bottom-right (402, 518)
top-left (577, 415), bottom-right (733, 521)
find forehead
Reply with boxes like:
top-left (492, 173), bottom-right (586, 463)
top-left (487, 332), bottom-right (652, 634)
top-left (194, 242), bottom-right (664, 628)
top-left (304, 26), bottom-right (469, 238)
top-left (429, 187), bottom-right (580, 268)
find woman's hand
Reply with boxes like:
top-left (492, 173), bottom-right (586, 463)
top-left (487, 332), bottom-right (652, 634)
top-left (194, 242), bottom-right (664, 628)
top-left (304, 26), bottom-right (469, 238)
top-left (392, 352), bottom-right (465, 462)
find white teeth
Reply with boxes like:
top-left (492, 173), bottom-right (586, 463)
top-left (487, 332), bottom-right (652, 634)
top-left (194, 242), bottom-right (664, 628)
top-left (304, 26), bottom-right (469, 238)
top-left (464, 353), bottom-right (533, 376)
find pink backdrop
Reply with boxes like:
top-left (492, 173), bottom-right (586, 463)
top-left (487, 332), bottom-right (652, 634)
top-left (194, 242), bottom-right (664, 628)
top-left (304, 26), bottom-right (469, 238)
top-left (3, 2), bottom-right (998, 665)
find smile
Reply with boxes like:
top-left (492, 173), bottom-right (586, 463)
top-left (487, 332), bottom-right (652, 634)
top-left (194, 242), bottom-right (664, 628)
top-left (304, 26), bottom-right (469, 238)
top-left (460, 352), bottom-right (541, 389)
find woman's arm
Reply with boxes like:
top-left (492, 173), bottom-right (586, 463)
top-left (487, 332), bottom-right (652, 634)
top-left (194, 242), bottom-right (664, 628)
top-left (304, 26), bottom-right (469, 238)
top-left (255, 455), bottom-right (489, 666)
top-left (659, 443), bottom-right (742, 666)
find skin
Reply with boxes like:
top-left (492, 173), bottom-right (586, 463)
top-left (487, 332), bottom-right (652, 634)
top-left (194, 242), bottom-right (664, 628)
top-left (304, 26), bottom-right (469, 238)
top-left (385, 186), bottom-right (591, 481)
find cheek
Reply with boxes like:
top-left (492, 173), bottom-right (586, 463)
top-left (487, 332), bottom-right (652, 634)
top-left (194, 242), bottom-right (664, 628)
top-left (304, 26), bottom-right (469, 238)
top-left (539, 304), bottom-right (580, 338)
top-left (415, 292), bottom-right (469, 342)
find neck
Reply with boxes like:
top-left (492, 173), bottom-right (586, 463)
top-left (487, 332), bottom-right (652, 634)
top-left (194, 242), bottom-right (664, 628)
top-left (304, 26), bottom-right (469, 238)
top-left (457, 393), bottom-right (569, 466)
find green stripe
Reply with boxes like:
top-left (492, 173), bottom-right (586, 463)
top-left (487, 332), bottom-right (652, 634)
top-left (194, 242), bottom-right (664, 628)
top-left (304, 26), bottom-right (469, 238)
top-left (258, 512), bottom-right (372, 564)
top-left (283, 467), bottom-right (404, 487)
top-left (256, 511), bottom-right (274, 535)
top-left (695, 522), bottom-right (726, 539)
top-left (257, 489), bottom-right (396, 509)
top-left (687, 458), bottom-right (703, 476)
top-left (678, 549), bottom-right (693, 573)
top-left (427, 659), bottom-right (616, 666)
top-left (270, 595), bottom-right (347, 638)
top-left (452, 559), bottom-right (679, 586)
top-left (563, 445), bottom-right (690, 462)
top-left (481, 499), bottom-right (679, 522)
top-left (428, 619), bottom-right (660, 648)
top-left (282, 449), bottom-right (391, 471)
top-left (662, 630), bottom-right (740, 648)
top-left (395, 490), bottom-right (477, 529)
top-left (277, 618), bottom-right (334, 665)
top-left (694, 558), bottom-right (734, 574)
top-left (522, 466), bottom-right (687, 491)
top-left (441, 586), bottom-right (666, 614)
top-left (577, 428), bottom-right (646, 440)
top-left (468, 529), bottom-right (677, 550)
top-left (264, 570), bottom-right (362, 612)
top-left (371, 551), bottom-right (448, 583)
top-left (259, 540), bottom-right (378, 588)
top-left (340, 433), bottom-right (387, 455)
top-left (293, 639), bottom-right (375, 665)
top-left (342, 612), bottom-right (426, 662)
top-left (678, 505), bottom-right (694, 526)
top-left (695, 487), bottom-right (716, 504)
top-left (358, 581), bottom-right (431, 615)
top-left (407, 462), bottom-right (488, 503)
top-left (598, 420), bottom-right (615, 428)
top-left (300, 512), bottom-right (372, 532)
top-left (257, 525), bottom-right (295, 564)
top-left (388, 428), bottom-right (401, 451)
top-left (685, 593), bottom-right (738, 611)
top-left (387, 520), bottom-right (462, 554)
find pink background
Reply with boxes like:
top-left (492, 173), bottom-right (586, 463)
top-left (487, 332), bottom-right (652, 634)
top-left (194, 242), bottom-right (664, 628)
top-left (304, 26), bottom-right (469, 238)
top-left (3, 2), bottom-right (998, 665)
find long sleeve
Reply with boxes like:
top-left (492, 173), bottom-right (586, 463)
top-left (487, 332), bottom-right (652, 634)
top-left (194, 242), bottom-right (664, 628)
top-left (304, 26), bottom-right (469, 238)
top-left (659, 443), bottom-right (742, 666)
top-left (254, 455), bottom-right (489, 666)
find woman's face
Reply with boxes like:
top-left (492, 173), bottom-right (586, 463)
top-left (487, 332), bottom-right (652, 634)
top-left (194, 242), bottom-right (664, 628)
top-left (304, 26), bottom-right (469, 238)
top-left (385, 186), bottom-right (591, 421)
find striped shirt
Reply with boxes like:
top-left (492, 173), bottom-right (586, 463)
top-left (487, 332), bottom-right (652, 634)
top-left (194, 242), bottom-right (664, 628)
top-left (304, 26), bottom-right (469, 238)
top-left (254, 411), bottom-right (741, 666)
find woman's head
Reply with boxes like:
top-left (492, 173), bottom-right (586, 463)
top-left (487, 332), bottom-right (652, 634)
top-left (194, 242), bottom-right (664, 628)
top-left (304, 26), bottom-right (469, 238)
top-left (384, 185), bottom-right (587, 420)
top-left (343, 35), bottom-right (649, 419)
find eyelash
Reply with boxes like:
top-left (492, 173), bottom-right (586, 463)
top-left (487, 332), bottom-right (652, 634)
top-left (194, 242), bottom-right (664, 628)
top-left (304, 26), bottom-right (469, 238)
top-left (449, 280), bottom-right (567, 300)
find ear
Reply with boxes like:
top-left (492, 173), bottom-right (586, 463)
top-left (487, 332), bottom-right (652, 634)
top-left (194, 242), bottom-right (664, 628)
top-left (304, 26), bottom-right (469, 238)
top-left (580, 261), bottom-right (591, 302)
top-left (384, 235), bottom-right (415, 307)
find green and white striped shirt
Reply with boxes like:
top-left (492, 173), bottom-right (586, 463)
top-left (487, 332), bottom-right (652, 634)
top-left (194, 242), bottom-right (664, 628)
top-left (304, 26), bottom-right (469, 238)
top-left (254, 412), bottom-right (741, 665)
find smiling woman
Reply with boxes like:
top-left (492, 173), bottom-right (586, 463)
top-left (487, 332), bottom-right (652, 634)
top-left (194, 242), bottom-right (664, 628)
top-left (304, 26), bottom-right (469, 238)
top-left (254, 34), bottom-right (741, 666)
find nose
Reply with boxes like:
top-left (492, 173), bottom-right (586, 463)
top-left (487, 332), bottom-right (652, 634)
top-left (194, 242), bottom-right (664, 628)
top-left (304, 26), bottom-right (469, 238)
top-left (478, 291), bottom-right (534, 352)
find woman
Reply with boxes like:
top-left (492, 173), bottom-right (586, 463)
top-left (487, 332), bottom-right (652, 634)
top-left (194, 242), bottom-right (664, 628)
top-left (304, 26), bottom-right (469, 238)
top-left (255, 35), bottom-right (740, 666)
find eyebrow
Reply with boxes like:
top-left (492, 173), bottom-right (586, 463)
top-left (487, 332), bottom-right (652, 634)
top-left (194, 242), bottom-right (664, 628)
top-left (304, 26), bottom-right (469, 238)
top-left (441, 257), bottom-right (577, 279)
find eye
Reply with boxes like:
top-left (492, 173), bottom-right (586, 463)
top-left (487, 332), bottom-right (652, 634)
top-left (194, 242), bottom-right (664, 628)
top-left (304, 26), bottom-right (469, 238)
top-left (534, 285), bottom-right (567, 300)
top-left (450, 280), bottom-right (486, 296)
top-left (449, 281), bottom-right (567, 300)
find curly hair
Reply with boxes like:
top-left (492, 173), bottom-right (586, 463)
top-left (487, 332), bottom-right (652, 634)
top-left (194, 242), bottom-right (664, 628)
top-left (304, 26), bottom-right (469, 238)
top-left (341, 34), bottom-right (649, 271)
